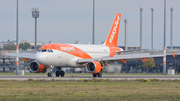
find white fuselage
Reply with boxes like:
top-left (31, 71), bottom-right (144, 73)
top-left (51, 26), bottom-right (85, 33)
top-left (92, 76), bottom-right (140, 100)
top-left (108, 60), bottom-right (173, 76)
top-left (35, 44), bottom-right (117, 68)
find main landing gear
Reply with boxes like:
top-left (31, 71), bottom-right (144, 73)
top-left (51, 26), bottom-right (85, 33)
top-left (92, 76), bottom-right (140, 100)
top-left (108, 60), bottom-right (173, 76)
top-left (47, 67), bottom-right (53, 77)
top-left (92, 69), bottom-right (104, 77)
top-left (47, 72), bottom-right (52, 77)
top-left (55, 67), bottom-right (65, 77)
top-left (93, 72), bottom-right (102, 77)
top-left (47, 67), bottom-right (65, 77)
top-left (55, 71), bottom-right (65, 77)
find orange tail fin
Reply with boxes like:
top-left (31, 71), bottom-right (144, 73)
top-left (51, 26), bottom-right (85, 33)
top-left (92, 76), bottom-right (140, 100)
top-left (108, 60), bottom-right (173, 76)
top-left (104, 13), bottom-right (121, 47)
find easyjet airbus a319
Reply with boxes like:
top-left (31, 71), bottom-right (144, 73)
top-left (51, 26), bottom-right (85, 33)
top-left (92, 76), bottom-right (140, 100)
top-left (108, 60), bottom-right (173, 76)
top-left (7, 13), bottom-right (164, 77)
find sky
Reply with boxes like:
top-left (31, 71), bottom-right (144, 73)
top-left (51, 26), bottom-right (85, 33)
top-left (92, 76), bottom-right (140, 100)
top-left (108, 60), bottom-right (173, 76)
top-left (0, 0), bottom-right (180, 50)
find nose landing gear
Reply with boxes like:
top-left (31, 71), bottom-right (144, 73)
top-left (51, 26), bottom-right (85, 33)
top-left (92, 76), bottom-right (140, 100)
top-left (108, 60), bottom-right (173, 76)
top-left (47, 72), bottom-right (52, 77)
top-left (47, 67), bottom-right (53, 77)
top-left (47, 66), bottom-right (65, 77)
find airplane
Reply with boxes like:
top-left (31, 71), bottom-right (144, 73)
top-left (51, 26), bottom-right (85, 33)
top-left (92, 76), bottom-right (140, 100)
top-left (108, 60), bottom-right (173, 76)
top-left (7, 13), bottom-right (165, 77)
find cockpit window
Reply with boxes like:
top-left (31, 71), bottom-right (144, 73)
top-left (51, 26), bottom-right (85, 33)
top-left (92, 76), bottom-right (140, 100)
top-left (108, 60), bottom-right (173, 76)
top-left (42, 49), bottom-right (47, 52)
top-left (38, 49), bottom-right (41, 52)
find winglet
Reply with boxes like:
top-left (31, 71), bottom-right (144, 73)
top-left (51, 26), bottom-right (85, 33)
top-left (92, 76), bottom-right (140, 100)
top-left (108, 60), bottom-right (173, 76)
top-left (142, 58), bottom-right (147, 62)
top-left (25, 58), bottom-right (30, 61)
top-left (120, 59), bottom-right (127, 64)
top-left (173, 52), bottom-right (176, 58)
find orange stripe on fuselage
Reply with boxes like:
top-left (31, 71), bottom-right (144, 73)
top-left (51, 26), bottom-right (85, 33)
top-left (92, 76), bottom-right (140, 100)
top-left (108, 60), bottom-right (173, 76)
top-left (40, 44), bottom-right (92, 59)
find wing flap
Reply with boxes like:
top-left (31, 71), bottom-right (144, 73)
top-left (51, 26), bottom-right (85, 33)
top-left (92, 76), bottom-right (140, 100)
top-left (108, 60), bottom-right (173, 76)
top-left (77, 53), bottom-right (165, 63)
top-left (102, 54), bottom-right (165, 61)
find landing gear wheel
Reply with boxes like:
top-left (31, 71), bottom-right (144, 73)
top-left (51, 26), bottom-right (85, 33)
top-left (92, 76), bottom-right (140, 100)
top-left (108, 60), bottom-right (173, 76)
top-left (93, 74), bottom-right (97, 77)
top-left (47, 72), bottom-right (52, 77)
top-left (60, 71), bottom-right (65, 77)
top-left (56, 71), bottom-right (60, 77)
top-left (98, 73), bottom-right (102, 77)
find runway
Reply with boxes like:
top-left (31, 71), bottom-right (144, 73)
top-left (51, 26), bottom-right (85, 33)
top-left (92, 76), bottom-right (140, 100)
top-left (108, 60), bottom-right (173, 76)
top-left (0, 75), bottom-right (180, 80)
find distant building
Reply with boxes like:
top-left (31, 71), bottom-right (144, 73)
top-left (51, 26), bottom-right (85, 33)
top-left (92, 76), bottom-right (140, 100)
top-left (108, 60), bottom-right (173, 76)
top-left (0, 39), bottom-right (44, 50)
top-left (167, 46), bottom-right (180, 49)
top-left (29, 42), bottom-right (44, 50)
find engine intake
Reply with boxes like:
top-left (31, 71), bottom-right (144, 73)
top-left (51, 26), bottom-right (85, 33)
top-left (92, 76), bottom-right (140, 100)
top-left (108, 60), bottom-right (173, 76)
top-left (86, 61), bottom-right (104, 74)
top-left (30, 61), bottom-right (46, 73)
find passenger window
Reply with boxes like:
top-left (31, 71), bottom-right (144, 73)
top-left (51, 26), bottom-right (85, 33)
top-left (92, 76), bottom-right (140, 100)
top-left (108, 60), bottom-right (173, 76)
top-left (50, 50), bottom-right (53, 53)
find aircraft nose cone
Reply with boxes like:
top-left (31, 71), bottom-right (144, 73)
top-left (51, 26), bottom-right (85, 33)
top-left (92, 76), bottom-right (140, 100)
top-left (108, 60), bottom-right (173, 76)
top-left (35, 53), bottom-right (46, 64)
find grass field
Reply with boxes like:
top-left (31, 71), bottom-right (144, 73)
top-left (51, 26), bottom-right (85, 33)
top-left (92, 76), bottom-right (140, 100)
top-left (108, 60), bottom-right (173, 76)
top-left (0, 79), bottom-right (180, 101)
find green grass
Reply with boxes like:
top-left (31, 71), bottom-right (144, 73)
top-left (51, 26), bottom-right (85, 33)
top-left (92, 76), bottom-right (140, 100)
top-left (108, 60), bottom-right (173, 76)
top-left (0, 80), bottom-right (180, 101)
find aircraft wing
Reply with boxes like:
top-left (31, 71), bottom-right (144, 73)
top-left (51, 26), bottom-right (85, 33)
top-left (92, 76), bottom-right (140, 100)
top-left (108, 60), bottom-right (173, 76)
top-left (116, 49), bottom-right (148, 54)
top-left (6, 53), bottom-right (36, 59)
top-left (77, 53), bottom-right (165, 63)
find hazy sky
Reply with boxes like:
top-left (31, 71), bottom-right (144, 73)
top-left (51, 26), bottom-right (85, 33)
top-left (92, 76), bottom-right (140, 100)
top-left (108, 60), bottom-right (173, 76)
top-left (0, 0), bottom-right (180, 50)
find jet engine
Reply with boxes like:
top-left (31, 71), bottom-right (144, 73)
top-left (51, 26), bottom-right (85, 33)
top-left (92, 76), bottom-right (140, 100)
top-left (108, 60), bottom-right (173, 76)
top-left (30, 61), bottom-right (47, 73)
top-left (85, 61), bottom-right (104, 74)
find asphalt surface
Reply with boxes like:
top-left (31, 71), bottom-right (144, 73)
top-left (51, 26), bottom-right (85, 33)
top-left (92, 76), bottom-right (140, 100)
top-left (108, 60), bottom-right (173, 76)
top-left (0, 75), bottom-right (180, 80)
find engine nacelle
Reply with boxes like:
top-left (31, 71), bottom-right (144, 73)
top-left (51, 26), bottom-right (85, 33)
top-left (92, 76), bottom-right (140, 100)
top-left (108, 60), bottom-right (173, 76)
top-left (85, 61), bottom-right (104, 74)
top-left (30, 61), bottom-right (47, 73)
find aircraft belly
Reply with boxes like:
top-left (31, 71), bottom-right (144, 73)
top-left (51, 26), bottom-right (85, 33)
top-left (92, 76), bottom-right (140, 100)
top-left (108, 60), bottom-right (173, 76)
top-left (50, 48), bottom-right (109, 67)
top-left (51, 52), bottom-right (76, 67)
top-left (49, 52), bottom-right (65, 66)
top-left (89, 53), bottom-right (109, 58)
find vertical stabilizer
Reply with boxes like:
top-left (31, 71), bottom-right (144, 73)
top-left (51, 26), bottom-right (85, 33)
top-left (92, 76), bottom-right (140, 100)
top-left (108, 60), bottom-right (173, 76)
top-left (104, 13), bottom-right (121, 47)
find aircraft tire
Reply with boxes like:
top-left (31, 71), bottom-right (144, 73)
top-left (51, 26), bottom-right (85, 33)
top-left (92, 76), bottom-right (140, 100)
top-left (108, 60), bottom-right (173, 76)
top-left (93, 74), bottom-right (97, 77)
top-left (56, 71), bottom-right (60, 77)
top-left (47, 72), bottom-right (52, 77)
top-left (60, 71), bottom-right (65, 77)
top-left (97, 73), bottom-right (102, 77)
